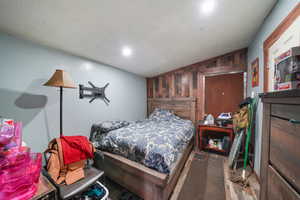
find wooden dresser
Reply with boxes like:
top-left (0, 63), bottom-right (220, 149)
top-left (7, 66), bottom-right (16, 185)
top-left (260, 90), bottom-right (300, 200)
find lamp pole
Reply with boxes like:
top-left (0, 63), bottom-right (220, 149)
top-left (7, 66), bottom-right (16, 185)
top-left (60, 86), bottom-right (63, 136)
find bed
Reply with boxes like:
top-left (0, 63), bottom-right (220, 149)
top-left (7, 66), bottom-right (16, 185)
top-left (91, 97), bottom-right (196, 200)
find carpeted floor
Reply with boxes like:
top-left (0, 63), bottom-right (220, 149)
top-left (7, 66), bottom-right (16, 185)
top-left (177, 152), bottom-right (226, 200)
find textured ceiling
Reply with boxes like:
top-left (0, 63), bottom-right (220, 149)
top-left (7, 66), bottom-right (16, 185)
top-left (0, 0), bottom-right (276, 77)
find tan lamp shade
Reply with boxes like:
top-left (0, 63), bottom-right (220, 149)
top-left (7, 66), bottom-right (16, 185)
top-left (44, 69), bottom-right (76, 88)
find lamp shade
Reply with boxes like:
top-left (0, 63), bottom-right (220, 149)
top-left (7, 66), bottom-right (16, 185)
top-left (44, 69), bottom-right (76, 88)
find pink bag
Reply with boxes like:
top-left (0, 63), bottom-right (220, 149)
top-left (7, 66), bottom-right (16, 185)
top-left (0, 124), bottom-right (14, 148)
top-left (0, 121), bottom-right (22, 150)
top-left (0, 122), bottom-right (42, 200)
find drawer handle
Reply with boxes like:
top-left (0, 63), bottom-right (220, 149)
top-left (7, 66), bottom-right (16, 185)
top-left (289, 119), bottom-right (300, 124)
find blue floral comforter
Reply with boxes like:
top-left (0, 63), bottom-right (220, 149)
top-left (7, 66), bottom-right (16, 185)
top-left (92, 109), bottom-right (194, 174)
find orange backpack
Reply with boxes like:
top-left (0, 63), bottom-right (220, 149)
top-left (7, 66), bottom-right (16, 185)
top-left (45, 138), bottom-right (91, 185)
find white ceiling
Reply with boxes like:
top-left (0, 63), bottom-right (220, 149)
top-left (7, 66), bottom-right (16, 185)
top-left (0, 0), bottom-right (276, 77)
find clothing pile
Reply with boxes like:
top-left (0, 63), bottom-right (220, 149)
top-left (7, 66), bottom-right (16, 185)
top-left (46, 135), bottom-right (95, 185)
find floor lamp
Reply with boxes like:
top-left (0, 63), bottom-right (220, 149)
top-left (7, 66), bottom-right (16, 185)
top-left (44, 69), bottom-right (76, 136)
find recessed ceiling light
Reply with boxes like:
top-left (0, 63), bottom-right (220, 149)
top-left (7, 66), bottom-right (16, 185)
top-left (82, 62), bottom-right (93, 71)
top-left (200, 0), bottom-right (216, 16)
top-left (122, 46), bottom-right (133, 57)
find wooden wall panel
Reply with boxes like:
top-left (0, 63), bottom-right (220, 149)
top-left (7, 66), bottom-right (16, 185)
top-left (147, 79), bottom-right (153, 98)
top-left (197, 74), bottom-right (205, 121)
top-left (147, 48), bottom-right (247, 122)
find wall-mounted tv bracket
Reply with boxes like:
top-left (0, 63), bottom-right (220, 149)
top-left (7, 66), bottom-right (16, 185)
top-left (79, 81), bottom-right (110, 105)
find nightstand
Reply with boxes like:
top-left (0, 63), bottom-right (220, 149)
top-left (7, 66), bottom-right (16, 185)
top-left (31, 174), bottom-right (57, 200)
top-left (195, 123), bottom-right (234, 155)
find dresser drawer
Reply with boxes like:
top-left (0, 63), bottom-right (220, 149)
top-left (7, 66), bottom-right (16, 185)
top-left (271, 104), bottom-right (300, 121)
top-left (268, 165), bottom-right (300, 200)
top-left (270, 116), bottom-right (300, 192)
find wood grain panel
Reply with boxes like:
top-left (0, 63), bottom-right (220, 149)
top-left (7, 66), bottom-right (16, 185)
top-left (182, 72), bottom-right (190, 97)
top-left (268, 165), bottom-right (300, 200)
top-left (271, 104), bottom-right (300, 120)
top-left (270, 116), bottom-right (300, 192)
top-left (148, 97), bottom-right (196, 123)
top-left (146, 48), bottom-right (247, 122)
top-left (260, 91), bottom-right (300, 200)
top-left (260, 103), bottom-right (271, 200)
top-left (147, 79), bottom-right (153, 98)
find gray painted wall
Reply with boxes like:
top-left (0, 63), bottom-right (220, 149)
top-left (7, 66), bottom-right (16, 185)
top-left (247, 0), bottom-right (299, 175)
top-left (0, 33), bottom-right (147, 152)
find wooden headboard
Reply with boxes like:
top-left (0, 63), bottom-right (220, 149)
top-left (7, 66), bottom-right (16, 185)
top-left (147, 97), bottom-right (196, 123)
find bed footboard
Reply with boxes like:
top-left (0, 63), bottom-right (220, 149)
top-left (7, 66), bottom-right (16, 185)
top-left (93, 139), bottom-right (193, 200)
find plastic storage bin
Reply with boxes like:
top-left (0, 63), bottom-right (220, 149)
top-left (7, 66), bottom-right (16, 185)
top-left (95, 181), bottom-right (109, 200)
top-left (0, 121), bottom-right (42, 200)
top-left (74, 181), bottom-right (109, 200)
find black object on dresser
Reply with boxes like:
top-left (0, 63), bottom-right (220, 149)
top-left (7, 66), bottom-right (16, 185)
top-left (260, 90), bottom-right (300, 200)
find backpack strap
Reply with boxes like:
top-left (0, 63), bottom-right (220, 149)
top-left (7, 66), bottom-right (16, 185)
top-left (56, 138), bottom-right (67, 184)
top-left (45, 139), bottom-right (62, 184)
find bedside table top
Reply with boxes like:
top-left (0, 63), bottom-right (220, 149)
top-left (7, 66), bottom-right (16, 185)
top-left (197, 123), bottom-right (233, 130)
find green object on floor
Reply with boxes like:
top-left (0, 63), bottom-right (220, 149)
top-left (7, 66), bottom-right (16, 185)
top-left (242, 97), bottom-right (258, 179)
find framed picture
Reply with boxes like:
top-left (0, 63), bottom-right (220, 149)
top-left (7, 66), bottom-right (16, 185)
top-left (251, 58), bottom-right (259, 87)
top-left (263, 4), bottom-right (300, 92)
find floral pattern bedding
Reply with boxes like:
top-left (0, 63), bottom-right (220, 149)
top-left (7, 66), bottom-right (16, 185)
top-left (92, 109), bottom-right (194, 174)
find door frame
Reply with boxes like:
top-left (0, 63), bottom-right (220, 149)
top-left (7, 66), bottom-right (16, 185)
top-left (198, 71), bottom-right (246, 119)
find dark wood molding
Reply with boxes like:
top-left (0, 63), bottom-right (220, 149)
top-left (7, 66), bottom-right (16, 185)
top-left (263, 3), bottom-right (300, 92)
top-left (147, 48), bottom-right (248, 122)
top-left (149, 48), bottom-right (247, 78)
top-left (197, 73), bottom-right (205, 120)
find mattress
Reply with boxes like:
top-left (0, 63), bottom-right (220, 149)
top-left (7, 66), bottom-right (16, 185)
top-left (92, 109), bottom-right (194, 174)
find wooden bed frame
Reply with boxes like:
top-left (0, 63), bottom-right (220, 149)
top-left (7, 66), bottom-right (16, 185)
top-left (148, 97), bottom-right (196, 124)
top-left (94, 97), bottom-right (196, 200)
